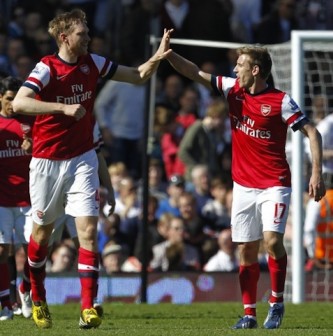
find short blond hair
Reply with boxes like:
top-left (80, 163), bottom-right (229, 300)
top-left (48, 9), bottom-right (87, 46)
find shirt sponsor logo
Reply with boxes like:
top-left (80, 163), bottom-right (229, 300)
top-left (232, 115), bottom-right (271, 139)
top-left (261, 104), bottom-right (271, 116)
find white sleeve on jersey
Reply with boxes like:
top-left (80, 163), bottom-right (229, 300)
top-left (281, 93), bottom-right (306, 127)
top-left (90, 53), bottom-right (113, 77)
top-left (221, 77), bottom-right (237, 96)
top-left (213, 76), bottom-right (237, 97)
top-left (25, 62), bottom-right (51, 92)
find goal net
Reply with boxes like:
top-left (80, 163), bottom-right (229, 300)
top-left (149, 31), bottom-right (333, 303)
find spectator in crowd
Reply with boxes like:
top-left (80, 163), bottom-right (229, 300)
top-left (92, 0), bottom-right (125, 60)
top-left (158, 0), bottom-right (192, 78)
top-left (13, 54), bottom-right (34, 81)
top-left (101, 241), bottom-right (124, 274)
top-left (134, 198), bottom-right (168, 264)
top-left (156, 73), bottom-right (184, 113)
top-left (107, 162), bottom-right (129, 198)
top-left (154, 102), bottom-right (174, 137)
top-left (150, 216), bottom-right (201, 271)
top-left (97, 213), bottom-right (128, 256)
top-left (189, 164), bottom-right (213, 216)
top-left (253, 0), bottom-right (299, 44)
top-left (298, 0), bottom-right (333, 30)
top-left (202, 177), bottom-right (232, 234)
top-left (304, 173), bottom-right (333, 271)
top-left (156, 174), bottom-right (186, 219)
top-left (194, 61), bottom-right (219, 119)
top-left (94, 78), bottom-right (146, 176)
top-left (3, 37), bottom-right (25, 76)
top-left (229, 0), bottom-right (262, 43)
top-left (178, 192), bottom-right (215, 267)
top-left (138, 158), bottom-right (168, 202)
top-left (105, 176), bottom-right (141, 225)
top-left (7, 6), bottom-right (25, 38)
top-left (204, 228), bottom-right (239, 272)
top-left (310, 94), bottom-right (328, 125)
top-left (33, 29), bottom-right (55, 60)
top-left (152, 103), bottom-right (174, 162)
top-left (116, 196), bottom-right (161, 272)
top-left (0, 76), bottom-right (34, 320)
top-left (175, 85), bottom-right (199, 130)
top-left (22, 11), bottom-right (46, 59)
top-left (178, 101), bottom-right (228, 183)
top-left (114, 177), bottom-right (140, 219)
top-left (47, 241), bottom-right (77, 273)
top-left (160, 107), bottom-right (186, 179)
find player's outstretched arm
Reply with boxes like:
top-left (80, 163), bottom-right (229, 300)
top-left (166, 51), bottom-right (212, 89)
top-left (112, 28), bottom-right (173, 84)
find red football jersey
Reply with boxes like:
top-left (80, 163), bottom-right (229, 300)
top-left (0, 114), bottom-right (35, 206)
top-left (23, 53), bottom-right (117, 160)
top-left (212, 76), bottom-right (307, 188)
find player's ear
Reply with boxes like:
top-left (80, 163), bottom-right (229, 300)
top-left (59, 33), bottom-right (68, 43)
top-left (252, 64), bottom-right (260, 76)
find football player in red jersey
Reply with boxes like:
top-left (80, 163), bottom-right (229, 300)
top-left (0, 76), bottom-right (35, 321)
top-left (12, 8), bottom-right (173, 329)
top-left (165, 44), bottom-right (326, 329)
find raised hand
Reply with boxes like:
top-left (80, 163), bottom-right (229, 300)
top-left (154, 28), bottom-right (174, 61)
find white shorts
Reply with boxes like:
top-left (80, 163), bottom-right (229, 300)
top-left (29, 149), bottom-right (100, 225)
top-left (0, 206), bottom-right (31, 244)
top-left (231, 182), bottom-right (291, 243)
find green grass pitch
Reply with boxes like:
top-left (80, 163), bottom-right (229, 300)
top-left (1, 302), bottom-right (332, 335)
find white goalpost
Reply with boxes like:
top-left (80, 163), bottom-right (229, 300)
top-left (290, 30), bottom-right (333, 303)
top-left (149, 30), bottom-right (333, 303)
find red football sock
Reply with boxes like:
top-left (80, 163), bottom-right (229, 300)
top-left (78, 247), bottom-right (99, 311)
top-left (19, 259), bottom-right (31, 293)
top-left (28, 236), bottom-right (48, 302)
top-left (268, 254), bottom-right (287, 303)
top-left (0, 262), bottom-right (11, 309)
top-left (239, 263), bottom-right (260, 317)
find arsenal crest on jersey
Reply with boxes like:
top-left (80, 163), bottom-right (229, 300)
top-left (80, 64), bottom-right (90, 75)
top-left (261, 104), bottom-right (271, 116)
top-left (20, 123), bottom-right (31, 135)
